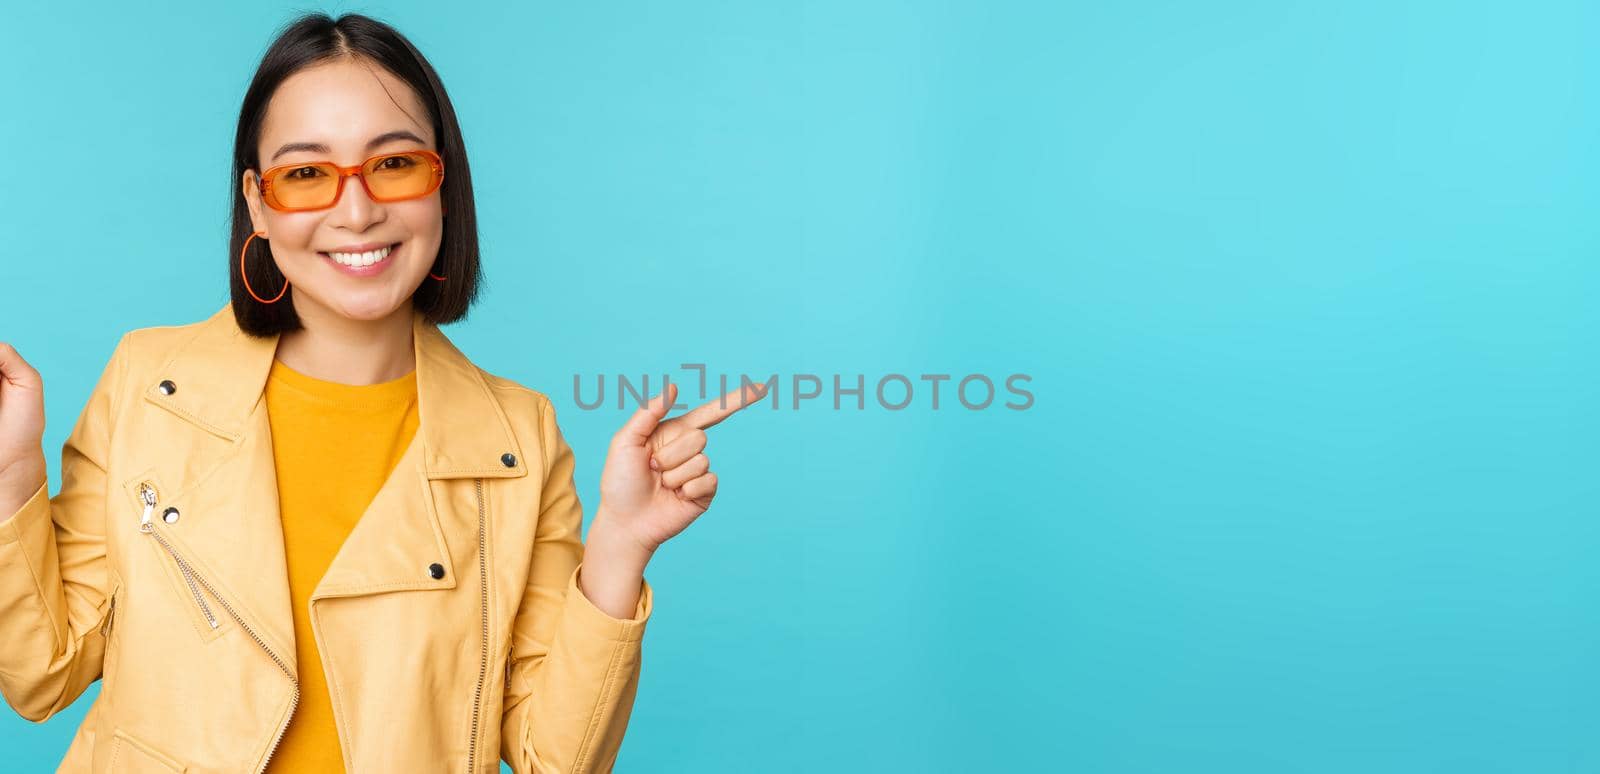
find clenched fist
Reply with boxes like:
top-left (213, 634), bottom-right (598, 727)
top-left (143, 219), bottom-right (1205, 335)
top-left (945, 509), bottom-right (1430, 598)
top-left (0, 342), bottom-right (47, 519)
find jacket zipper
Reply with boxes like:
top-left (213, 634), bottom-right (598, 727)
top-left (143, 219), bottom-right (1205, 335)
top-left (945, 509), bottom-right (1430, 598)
top-left (140, 485), bottom-right (219, 629)
top-left (466, 477), bottom-right (490, 774)
top-left (100, 590), bottom-right (117, 638)
top-left (137, 481), bottom-right (301, 774)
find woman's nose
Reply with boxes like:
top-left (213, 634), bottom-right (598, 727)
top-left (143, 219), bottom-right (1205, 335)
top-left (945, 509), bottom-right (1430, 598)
top-left (326, 173), bottom-right (386, 231)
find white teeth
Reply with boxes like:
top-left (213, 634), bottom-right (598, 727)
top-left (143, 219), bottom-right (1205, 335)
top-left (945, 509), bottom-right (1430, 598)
top-left (326, 245), bottom-right (393, 267)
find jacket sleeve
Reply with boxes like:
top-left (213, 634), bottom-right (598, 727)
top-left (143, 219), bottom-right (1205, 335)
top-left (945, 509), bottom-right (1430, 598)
top-left (0, 333), bottom-right (127, 722)
top-left (500, 397), bottom-right (653, 774)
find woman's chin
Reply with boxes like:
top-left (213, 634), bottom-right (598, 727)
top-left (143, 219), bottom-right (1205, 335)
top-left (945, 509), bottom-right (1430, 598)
top-left (335, 295), bottom-right (410, 322)
top-left (299, 287), bottom-right (411, 324)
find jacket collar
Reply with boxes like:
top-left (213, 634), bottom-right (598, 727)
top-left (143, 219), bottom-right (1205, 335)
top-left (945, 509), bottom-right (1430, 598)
top-left (144, 303), bottom-right (527, 480)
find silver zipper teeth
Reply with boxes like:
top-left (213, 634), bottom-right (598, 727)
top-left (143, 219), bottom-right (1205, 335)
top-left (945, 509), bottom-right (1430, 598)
top-left (466, 477), bottom-right (489, 773)
top-left (138, 482), bottom-right (300, 774)
top-left (157, 538), bottom-right (219, 629)
top-left (137, 485), bottom-right (212, 627)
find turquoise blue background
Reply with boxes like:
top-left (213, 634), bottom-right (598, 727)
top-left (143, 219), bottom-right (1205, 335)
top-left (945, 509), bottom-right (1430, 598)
top-left (2, 1), bottom-right (1596, 771)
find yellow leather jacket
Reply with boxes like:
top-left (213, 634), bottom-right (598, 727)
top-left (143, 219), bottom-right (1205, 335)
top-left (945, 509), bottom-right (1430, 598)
top-left (0, 303), bottom-right (653, 772)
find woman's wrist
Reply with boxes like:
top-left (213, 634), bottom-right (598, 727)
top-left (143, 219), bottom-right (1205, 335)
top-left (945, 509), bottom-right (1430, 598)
top-left (577, 511), bottom-right (655, 620)
top-left (0, 452), bottom-right (46, 521)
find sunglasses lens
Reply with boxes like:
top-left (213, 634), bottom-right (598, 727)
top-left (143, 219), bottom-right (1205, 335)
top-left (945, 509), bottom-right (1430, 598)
top-left (265, 164), bottom-right (340, 210)
top-left (363, 152), bottom-right (442, 201)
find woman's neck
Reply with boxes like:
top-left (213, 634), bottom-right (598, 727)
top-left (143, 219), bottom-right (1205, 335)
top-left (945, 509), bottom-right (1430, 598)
top-left (274, 300), bottom-right (417, 385)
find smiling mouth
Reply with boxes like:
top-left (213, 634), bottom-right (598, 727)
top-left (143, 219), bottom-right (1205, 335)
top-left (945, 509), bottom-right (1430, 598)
top-left (320, 242), bottom-right (400, 268)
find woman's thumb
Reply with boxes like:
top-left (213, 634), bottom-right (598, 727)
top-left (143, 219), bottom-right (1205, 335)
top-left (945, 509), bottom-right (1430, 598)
top-left (0, 341), bottom-right (46, 453)
top-left (0, 342), bottom-right (42, 393)
top-left (613, 380), bottom-right (677, 448)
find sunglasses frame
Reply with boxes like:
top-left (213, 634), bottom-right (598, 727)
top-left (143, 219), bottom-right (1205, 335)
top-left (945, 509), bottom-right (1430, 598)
top-left (257, 149), bottom-right (445, 212)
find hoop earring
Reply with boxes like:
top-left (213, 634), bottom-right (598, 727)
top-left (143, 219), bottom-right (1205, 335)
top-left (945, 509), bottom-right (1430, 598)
top-left (240, 231), bottom-right (289, 304)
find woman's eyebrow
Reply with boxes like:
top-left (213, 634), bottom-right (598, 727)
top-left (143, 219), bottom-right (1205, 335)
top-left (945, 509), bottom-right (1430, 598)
top-left (269, 130), bottom-right (427, 163)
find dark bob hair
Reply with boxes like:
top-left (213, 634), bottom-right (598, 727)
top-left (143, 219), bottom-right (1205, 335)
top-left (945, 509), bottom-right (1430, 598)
top-left (229, 13), bottom-right (480, 336)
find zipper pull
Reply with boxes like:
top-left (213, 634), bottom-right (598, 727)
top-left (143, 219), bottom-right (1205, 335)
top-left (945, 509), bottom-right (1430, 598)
top-left (100, 592), bottom-right (117, 637)
top-left (138, 482), bottom-right (157, 533)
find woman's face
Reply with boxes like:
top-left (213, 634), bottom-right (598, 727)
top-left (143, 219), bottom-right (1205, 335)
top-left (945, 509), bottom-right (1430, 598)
top-left (242, 57), bottom-right (444, 324)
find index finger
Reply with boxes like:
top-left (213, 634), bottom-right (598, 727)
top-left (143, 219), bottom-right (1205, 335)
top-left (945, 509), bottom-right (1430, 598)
top-left (678, 381), bottom-right (769, 430)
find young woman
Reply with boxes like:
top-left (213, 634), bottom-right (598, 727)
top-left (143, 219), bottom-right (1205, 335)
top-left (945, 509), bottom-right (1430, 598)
top-left (0, 13), bottom-right (761, 773)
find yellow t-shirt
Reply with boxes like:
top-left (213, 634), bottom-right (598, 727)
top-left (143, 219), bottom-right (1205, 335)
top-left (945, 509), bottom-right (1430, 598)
top-left (262, 358), bottom-right (420, 773)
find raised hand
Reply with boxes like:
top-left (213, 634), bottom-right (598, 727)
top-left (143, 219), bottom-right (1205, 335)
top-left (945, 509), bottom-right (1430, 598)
top-left (0, 342), bottom-right (47, 518)
top-left (595, 379), bottom-right (767, 555)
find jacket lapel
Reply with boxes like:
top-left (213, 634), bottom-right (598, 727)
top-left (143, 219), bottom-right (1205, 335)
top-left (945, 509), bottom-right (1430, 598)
top-left (137, 303), bottom-right (531, 662)
top-left (312, 314), bottom-right (530, 599)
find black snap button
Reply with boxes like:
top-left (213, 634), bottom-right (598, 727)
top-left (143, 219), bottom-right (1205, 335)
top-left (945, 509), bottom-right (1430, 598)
top-left (162, 506), bottom-right (180, 524)
top-left (428, 562), bottom-right (445, 579)
top-left (500, 452), bottom-right (516, 468)
top-left (158, 380), bottom-right (177, 395)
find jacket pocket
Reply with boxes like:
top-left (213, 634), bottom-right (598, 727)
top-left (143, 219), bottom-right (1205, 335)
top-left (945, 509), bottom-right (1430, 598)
top-left (108, 728), bottom-right (187, 772)
top-left (143, 538), bottom-right (230, 642)
top-left (129, 477), bottom-right (230, 642)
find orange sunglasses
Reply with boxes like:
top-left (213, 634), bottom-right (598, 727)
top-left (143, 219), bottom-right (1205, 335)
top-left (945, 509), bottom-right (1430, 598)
top-left (256, 149), bottom-right (445, 212)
